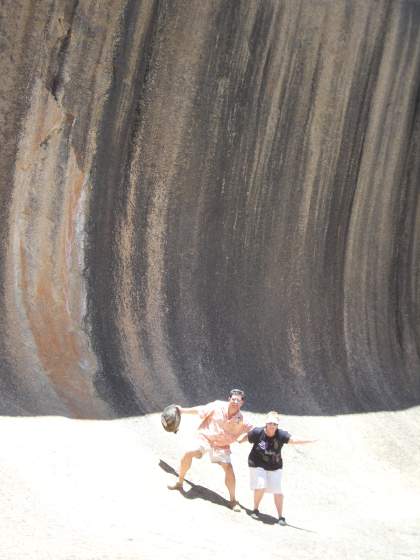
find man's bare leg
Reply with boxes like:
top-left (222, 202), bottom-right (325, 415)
top-left (219, 463), bottom-right (241, 511)
top-left (168, 449), bottom-right (202, 490)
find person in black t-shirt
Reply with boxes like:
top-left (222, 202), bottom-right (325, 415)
top-left (240, 411), bottom-right (316, 525)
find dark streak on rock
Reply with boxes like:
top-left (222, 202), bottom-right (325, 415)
top-left (87, 0), bottom-right (164, 416)
top-left (47, 0), bottom-right (80, 102)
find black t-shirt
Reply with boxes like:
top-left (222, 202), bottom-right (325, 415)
top-left (247, 427), bottom-right (291, 471)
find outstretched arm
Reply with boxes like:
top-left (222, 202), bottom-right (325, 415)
top-left (178, 406), bottom-right (201, 415)
top-left (288, 437), bottom-right (318, 444)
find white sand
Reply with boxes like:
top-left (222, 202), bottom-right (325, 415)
top-left (1, 407), bottom-right (419, 559)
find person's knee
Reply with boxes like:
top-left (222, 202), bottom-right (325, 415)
top-left (182, 449), bottom-right (202, 460)
top-left (222, 463), bottom-right (235, 479)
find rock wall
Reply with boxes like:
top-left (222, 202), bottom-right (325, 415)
top-left (1, 0), bottom-right (419, 417)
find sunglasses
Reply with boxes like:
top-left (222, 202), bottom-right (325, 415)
top-left (229, 389), bottom-right (245, 401)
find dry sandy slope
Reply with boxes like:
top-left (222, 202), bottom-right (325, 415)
top-left (1, 408), bottom-right (419, 560)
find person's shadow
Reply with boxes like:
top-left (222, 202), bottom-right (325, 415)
top-left (159, 459), bottom-right (315, 531)
top-left (159, 459), bottom-right (240, 509)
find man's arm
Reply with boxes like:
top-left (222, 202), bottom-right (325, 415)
top-left (237, 433), bottom-right (250, 443)
top-left (177, 406), bottom-right (201, 415)
top-left (237, 424), bottom-right (255, 444)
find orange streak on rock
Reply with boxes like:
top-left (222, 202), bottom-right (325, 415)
top-left (17, 148), bottom-right (96, 417)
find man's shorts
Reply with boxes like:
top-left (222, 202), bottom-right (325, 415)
top-left (189, 436), bottom-right (232, 464)
top-left (249, 467), bottom-right (283, 493)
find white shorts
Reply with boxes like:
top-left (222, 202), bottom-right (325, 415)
top-left (249, 467), bottom-right (283, 493)
top-left (189, 437), bottom-right (232, 464)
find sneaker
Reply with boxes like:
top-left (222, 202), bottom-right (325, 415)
top-left (167, 481), bottom-right (183, 491)
top-left (278, 516), bottom-right (286, 526)
top-left (229, 500), bottom-right (241, 512)
top-left (250, 509), bottom-right (260, 520)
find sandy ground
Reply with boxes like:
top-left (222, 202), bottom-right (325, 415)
top-left (1, 407), bottom-right (419, 560)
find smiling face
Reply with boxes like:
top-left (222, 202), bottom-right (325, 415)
top-left (264, 411), bottom-right (280, 436)
top-left (265, 422), bottom-right (278, 437)
top-left (227, 390), bottom-right (245, 416)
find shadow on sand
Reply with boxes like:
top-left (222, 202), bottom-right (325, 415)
top-left (159, 459), bottom-right (315, 532)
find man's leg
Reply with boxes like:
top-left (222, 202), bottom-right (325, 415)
top-left (168, 449), bottom-right (202, 490)
top-left (218, 463), bottom-right (241, 510)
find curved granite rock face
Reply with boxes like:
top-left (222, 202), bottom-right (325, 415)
top-left (0, 0), bottom-right (419, 418)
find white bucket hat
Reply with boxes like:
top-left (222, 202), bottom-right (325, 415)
top-left (265, 412), bottom-right (279, 425)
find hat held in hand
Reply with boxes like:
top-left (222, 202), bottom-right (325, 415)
top-left (161, 404), bottom-right (181, 433)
